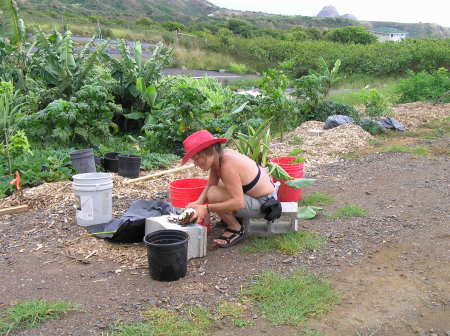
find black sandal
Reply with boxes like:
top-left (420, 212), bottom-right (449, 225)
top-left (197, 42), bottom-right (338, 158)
top-left (215, 227), bottom-right (245, 248)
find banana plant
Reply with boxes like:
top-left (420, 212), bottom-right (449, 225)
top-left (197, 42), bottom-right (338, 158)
top-left (100, 40), bottom-right (172, 110)
top-left (0, 0), bottom-right (25, 47)
top-left (31, 28), bottom-right (109, 97)
top-left (123, 77), bottom-right (157, 121)
top-left (310, 57), bottom-right (342, 96)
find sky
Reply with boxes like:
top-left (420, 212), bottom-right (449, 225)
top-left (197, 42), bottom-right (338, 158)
top-left (208, 0), bottom-right (450, 27)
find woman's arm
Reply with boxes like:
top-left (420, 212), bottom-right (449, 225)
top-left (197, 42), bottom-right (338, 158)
top-left (207, 159), bottom-right (245, 213)
top-left (187, 167), bottom-right (220, 206)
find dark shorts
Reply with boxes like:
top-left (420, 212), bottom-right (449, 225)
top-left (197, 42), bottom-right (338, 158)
top-left (235, 191), bottom-right (278, 219)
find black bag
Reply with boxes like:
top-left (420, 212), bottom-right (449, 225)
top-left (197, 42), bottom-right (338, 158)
top-left (260, 198), bottom-right (282, 221)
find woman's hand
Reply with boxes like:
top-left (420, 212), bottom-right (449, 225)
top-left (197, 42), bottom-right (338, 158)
top-left (190, 204), bottom-right (208, 224)
top-left (187, 201), bottom-right (201, 208)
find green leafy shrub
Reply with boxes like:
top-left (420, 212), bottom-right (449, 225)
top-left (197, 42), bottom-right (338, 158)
top-left (325, 26), bottom-right (377, 44)
top-left (359, 89), bottom-right (391, 118)
top-left (8, 129), bottom-right (32, 157)
top-left (0, 148), bottom-right (75, 197)
top-left (359, 120), bottom-right (387, 135)
top-left (162, 21), bottom-right (185, 32)
top-left (227, 63), bottom-right (250, 74)
top-left (141, 153), bottom-right (179, 170)
top-left (143, 82), bottom-right (208, 153)
top-left (395, 68), bottom-right (450, 104)
top-left (21, 85), bottom-right (121, 146)
top-left (135, 17), bottom-right (154, 26)
top-left (305, 100), bottom-right (358, 122)
top-left (258, 69), bottom-right (298, 138)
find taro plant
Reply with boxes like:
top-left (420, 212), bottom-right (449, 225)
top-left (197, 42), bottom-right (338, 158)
top-left (234, 119), bottom-right (272, 167)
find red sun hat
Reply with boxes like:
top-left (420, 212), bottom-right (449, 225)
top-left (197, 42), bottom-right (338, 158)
top-left (181, 130), bottom-right (227, 165)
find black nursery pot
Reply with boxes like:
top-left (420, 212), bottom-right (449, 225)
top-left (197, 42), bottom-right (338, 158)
top-left (103, 152), bottom-right (120, 173)
top-left (143, 230), bottom-right (189, 282)
top-left (118, 154), bottom-right (141, 178)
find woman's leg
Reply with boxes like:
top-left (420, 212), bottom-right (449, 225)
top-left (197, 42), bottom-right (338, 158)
top-left (207, 185), bottom-right (243, 246)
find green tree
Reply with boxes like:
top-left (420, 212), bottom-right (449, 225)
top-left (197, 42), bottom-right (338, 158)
top-left (227, 19), bottom-right (254, 38)
top-left (162, 21), bottom-right (185, 32)
top-left (325, 26), bottom-right (377, 44)
top-left (135, 17), bottom-right (154, 26)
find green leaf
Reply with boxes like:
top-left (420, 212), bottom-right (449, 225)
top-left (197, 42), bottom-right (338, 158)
top-left (288, 148), bottom-right (303, 156)
top-left (291, 157), bottom-right (305, 163)
top-left (286, 178), bottom-right (316, 189)
top-left (267, 162), bottom-right (291, 180)
top-left (123, 112), bottom-right (145, 120)
top-left (223, 125), bottom-right (237, 139)
top-left (144, 85), bottom-right (157, 106)
top-left (297, 206), bottom-right (322, 219)
top-left (136, 77), bottom-right (144, 92)
top-left (230, 101), bottom-right (248, 114)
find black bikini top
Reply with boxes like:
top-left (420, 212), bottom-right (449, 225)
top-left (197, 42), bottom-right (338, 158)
top-left (242, 163), bottom-right (261, 194)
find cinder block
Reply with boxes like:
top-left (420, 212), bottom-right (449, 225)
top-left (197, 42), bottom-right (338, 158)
top-left (145, 216), bottom-right (207, 260)
top-left (245, 202), bottom-right (298, 237)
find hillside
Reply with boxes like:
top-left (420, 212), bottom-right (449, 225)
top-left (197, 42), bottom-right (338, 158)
top-left (17, 0), bottom-right (218, 23)
top-left (15, 0), bottom-right (450, 38)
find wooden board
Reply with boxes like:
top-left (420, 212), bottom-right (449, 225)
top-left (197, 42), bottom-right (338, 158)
top-left (0, 204), bottom-right (29, 216)
top-left (124, 164), bottom-right (195, 184)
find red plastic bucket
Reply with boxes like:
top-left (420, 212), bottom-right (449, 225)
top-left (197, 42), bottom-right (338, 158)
top-left (169, 178), bottom-right (211, 232)
top-left (270, 157), bottom-right (305, 202)
top-left (169, 178), bottom-right (208, 208)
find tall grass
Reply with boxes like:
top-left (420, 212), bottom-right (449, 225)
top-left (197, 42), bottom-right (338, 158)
top-left (243, 270), bottom-right (340, 326)
top-left (171, 47), bottom-right (244, 71)
top-left (242, 232), bottom-right (325, 255)
top-left (0, 300), bottom-right (76, 335)
top-left (329, 75), bottom-right (403, 106)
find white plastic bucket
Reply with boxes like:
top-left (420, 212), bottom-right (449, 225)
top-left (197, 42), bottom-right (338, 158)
top-left (72, 173), bottom-right (113, 227)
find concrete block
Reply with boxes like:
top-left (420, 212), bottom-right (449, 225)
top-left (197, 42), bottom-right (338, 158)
top-left (145, 216), bottom-right (207, 260)
top-left (245, 202), bottom-right (298, 237)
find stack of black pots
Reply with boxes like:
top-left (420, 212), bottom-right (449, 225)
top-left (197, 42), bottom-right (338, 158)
top-left (101, 152), bottom-right (141, 178)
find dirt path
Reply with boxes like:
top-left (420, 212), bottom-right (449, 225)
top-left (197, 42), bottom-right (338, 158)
top-left (0, 136), bottom-right (449, 335)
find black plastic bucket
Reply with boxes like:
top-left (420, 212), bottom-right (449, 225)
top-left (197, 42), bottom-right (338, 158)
top-left (118, 154), bottom-right (141, 178)
top-left (70, 149), bottom-right (96, 174)
top-left (143, 230), bottom-right (189, 282)
top-left (103, 152), bottom-right (120, 173)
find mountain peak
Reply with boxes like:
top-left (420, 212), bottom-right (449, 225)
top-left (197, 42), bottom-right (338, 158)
top-left (317, 5), bottom-right (339, 18)
top-left (317, 5), bottom-right (357, 21)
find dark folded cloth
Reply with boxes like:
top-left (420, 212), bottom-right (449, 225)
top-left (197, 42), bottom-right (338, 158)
top-left (86, 200), bottom-right (175, 243)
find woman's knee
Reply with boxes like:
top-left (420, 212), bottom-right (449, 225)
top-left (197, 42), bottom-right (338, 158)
top-left (207, 185), bottom-right (230, 203)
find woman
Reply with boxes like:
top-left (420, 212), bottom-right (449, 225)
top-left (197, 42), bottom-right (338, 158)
top-left (181, 130), bottom-right (276, 248)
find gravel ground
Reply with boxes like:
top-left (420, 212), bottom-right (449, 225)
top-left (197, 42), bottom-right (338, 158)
top-left (1, 133), bottom-right (449, 335)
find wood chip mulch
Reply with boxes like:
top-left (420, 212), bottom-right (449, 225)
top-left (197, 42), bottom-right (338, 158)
top-left (0, 102), bottom-right (448, 266)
